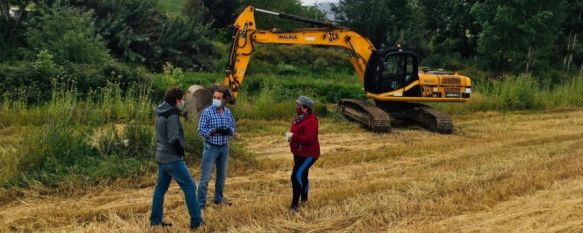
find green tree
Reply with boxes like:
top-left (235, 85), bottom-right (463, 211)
top-left (157, 11), bottom-right (218, 71)
top-left (87, 0), bottom-right (217, 71)
top-left (382, 2), bottom-right (430, 59)
top-left (332, 0), bottom-right (414, 47)
top-left (26, 3), bottom-right (112, 64)
top-left (93, 0), bottom-right (164, 64)
top-left (199, 0), bottom-right (239, 29)
top-left (8, 0), bottom-right (32, 23)
top-left (472, 0), bottom-right (568, 75)
top-left (1, 0), bottom-right (9, 21)
top-left (419, 0), bottom-right (479, 58)
top-left (561, 0), bottom-right (583, 74)
top-left (0, 15), bottom-right (26, 61)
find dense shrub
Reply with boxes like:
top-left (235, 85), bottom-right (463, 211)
top-left (0, 3), bottom-right (141, 104)
top-left (90, 0), bottom-right (218, 71)
top-left (0, 55), bottom-right (141, 104)
top-left (26, 4), bottom-right (112, 65)
top-left (0, 18), bottom-right (27, 61)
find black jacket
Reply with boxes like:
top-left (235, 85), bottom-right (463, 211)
top-left (155, 101), bottom-right (185, 164)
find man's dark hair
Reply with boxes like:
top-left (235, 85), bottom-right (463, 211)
top-left (213, 85), bottom-right (231, 99)
top-left (164, 87), bottom-right (185, 106)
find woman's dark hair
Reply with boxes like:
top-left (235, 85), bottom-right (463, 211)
top-left (164, 87), bottom-right (185, 106)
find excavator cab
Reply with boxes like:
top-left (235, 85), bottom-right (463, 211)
top-left (364, 50), bottom-right (418, 95)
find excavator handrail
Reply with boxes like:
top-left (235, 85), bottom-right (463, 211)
top-left (255, 7), bottom-right (338, 28)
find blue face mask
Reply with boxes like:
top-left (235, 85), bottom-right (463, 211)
top-left (212, 99), bottom-right (222, 108)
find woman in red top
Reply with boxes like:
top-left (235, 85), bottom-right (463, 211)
top-left (287, 96), bottom-right (320, 212)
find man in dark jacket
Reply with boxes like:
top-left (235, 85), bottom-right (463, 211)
top-left (150, 87), bottom-right (203, 229)
top-left (287, 96), bottom-right (320, 212)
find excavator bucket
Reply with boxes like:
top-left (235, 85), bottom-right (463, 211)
top-left (184, 85), bottom-right (213, 120)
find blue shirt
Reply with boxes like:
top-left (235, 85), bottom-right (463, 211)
top-left (198, 106), bottom-right (236, 145)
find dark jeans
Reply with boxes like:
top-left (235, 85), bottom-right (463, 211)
top-left (291, 155), bottom-right (317, 208)
top-left (150, 160), bottom-right (203, 227)
top-left (198, 142), bottom-right (229, 208)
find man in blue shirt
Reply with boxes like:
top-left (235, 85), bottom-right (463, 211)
top-left (197, 86), bottom-right (236, 209)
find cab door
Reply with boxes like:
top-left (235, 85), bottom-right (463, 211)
top-left (364, 50), bottom-right (418, 94)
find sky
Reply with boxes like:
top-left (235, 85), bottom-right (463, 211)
top-left (299, 0), bottom-right (339, 6)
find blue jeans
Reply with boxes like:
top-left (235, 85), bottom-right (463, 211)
top-left (197, 142), bottom-right (229, 207)
top-left (150, 160), bottom-right (203, 227)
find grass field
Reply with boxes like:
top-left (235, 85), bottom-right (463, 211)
top-left (1, 108), bottom-right (583, 232)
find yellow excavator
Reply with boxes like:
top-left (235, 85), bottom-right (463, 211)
top-left (187, 6), bottom-right (471, 133)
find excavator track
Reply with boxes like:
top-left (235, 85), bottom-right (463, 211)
top-left (337, 99), bottom-right (391, 132)
top-left (414, 105), bottom-right (453, 134)
top-left (375, 102), bottom-right (453, 134)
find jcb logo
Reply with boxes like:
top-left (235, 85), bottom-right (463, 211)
top-left (328, 32), bottom-right (339, 42)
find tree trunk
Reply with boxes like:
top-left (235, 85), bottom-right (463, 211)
top-left (568, 33), bottom-right (577, 71)
top-left (1, 0), bottom-right (8, 21)
top-left (567, 55), bottom-right (573, 72)
top-left (564, 31), bottom-right (572, 69)
top-left (526, 45), bottom-right (532, 74)
top-left (14, 4), bottom-right (26, 24)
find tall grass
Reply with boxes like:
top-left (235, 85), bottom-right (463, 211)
top-left (1, 70), bottom-right (581, 192)
top-left (0, 77), bottom-right (257, 191)
top-left (168, 72), bottom-right (583, 116)
top-left (436, 74), bottom-right (583, 114)
top-left (233, 85), bottom-right (330, 120)
top-left (0, 81), bottom-right (155, 188)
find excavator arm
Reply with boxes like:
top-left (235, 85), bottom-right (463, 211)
top-left (223, 6), bottom-right (375, 97)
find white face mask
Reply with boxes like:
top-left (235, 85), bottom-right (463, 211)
top-left (212, 99), bottom-right (222, 108)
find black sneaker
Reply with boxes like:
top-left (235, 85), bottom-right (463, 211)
top-left (213, 200), bottom-right (232, 206)
top-left (290, 205), bottom-right (300, 213)
top-left (151, 222), bottom-right (173, 228)
top-left (190, 222), bottom-right (203, 230)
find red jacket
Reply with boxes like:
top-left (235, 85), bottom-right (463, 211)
top-left (290, 113), bottom-right (320, 158)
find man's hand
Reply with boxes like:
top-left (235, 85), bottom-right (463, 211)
top-left (216, 126), bottom-right (232, 135)
top-left (285, 132), bottom-right (293, 142)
